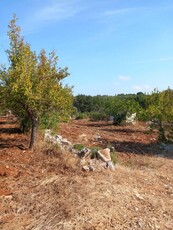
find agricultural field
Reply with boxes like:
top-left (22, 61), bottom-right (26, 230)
top-left (1, 116), bottom-right (173, 229)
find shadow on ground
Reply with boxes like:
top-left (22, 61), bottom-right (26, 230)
top-left (101, 138), bottom-right (173, 160)
top-left (0, 117), bottom-right (27, 150)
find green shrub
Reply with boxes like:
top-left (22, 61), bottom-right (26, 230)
top-left (75, 112), bottom-right (88, 120)
top-left (89, 111), bottom-right (107, 121)
top-left (90, 146), bottom-right (101, 159)
top-left (110, 152), bottom-right (117, 164)
top-left (113, 111), bottom-right (126, 125)
top-left (40, 113), bottom-right (59, 130)
top-left (73, 143), bottom-right (85, 151)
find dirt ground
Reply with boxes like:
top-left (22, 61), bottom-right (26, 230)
top-left (1, 117), bottom-right (173, 230)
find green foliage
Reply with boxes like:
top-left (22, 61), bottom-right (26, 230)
top-left (90, 146), bottom-right (101, 159)
top-left (73, 93), bottom-right (148, 124)
top-left (158, 125), bottom-right (167, 143)
top-left (40, 112), bottom-right (59, 130)
top-left (73, 144), bottom-right (85, 151)
top-left (110, 152), bottom-right (117, 164)
top-left (0, 15), bottom-right (73, 148)
top-left (73, 95), bottom-right (94, 113)
top-left (113, 111), bottom-right (126, 125)
top-left (75, 112), bottom-right (88, 120)
top-left (146, 88), bottom-right (173, 142)
top-left (89, 111), bottom-right (107, 121)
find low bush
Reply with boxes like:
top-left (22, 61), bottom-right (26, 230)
top-left (90, 146), bottom-right (101, 159)
top-left (75, 112), bottom-right (88, 120)
top-left (113, 111), bottom-right (126, 125)
top-left (110, 152), bottom-right (117, 164)
top-left (89, 111), bottom-right (107, 121)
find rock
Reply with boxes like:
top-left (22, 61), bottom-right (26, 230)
top-left (107, 161), bottom-right (116, 170)
top-left (44, 129), bottom-right (52, 141)
top-left (55, 135), bottom-right (63, 144)
top-left (126, 112), bottom-right (136, 124)
top-left (60, 138), bottom-right (73, 151)
top-left (93, 134), bottom-right (101, 141)
top-left (88, 165), bottom-right (95, 171)
top-left (82, 165), bottom-right (90, 171)
top-left (78, 148), bottom-right (91, 158)
top-left (61, 139), bottom-right (72, 146)
top-left (109, 116), bottom-right (114, 122)
top-left (44, 129), bottom-right (57, 143)
top-left (3, 195), bottom-right (13, 200)
top-left (98, 148), bottom-right (111, 162)
top-left (135, 192), bottom-right (144, 200)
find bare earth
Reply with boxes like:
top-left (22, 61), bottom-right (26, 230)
top-left (0, 117), bottom-right (173, 230)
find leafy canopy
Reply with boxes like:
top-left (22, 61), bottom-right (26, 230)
top-left (0, 15), bottom-right (73, 148)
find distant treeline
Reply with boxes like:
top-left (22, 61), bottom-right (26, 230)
top-left (73, 92), bottom-right (149, 122)
top-left (73, 89), bottom-right (173, 142)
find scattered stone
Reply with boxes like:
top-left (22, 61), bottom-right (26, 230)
top-left (44, 130), bottom-right (116, 172)
top-left (3, 195), bottom-right (13, 200)
top-left (55, 135), bottom-right (63, 144)
top-left (78, 148), bottom-right (91, 158)
top-left (98, 148), bottom-right (111, 162)
top-left (44, 131), bottom-right (73, 150)
top-left (44, 129), bottom-right (56, 143)
top-left (93, 134), bottom-right (101, 141)
top-left (107, 161), bottom-right (116, 171)
top-left (109, 116), bottom-right (114, 122)
top-left (82, 165), bottom-right (90, 171)
top-left (135, 192), bottom-right (144, 200)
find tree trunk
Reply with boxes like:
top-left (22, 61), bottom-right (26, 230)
top-left (29, 116), bottom-right (38, 149)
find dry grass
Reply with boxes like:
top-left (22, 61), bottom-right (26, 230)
top-left (2, 149), bottom-right (173, 230)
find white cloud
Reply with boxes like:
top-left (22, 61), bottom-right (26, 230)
top-left (133, 85), bottom-right (150, 91)
top-left (118, 75), bottom-right (130, 81)
top-left (35, 0), bottom-right (83, 22)
top-left (104, 8), bottom-right (137, 17)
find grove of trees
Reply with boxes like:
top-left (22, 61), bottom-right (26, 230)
top-left (73, 89), bottom-right (173, 142)
top-left (0, 16), bottom-right (173, 148)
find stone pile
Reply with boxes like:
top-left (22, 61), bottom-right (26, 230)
top-left (44, 129), bottom-right (73, 151)
top-left (44, 130), bottom-right (116, 171)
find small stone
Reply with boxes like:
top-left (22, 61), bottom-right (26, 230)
top-left (135, 193), bottom-right (144, 200)
top-left (93, 134), bottom-right (101, 141)
top-left (107, 161), bottom-right (116, 171)
top-left (78, 148), bottom-right (91, 158)
top-left (4, 195), bottom-right (13, 200)
top-left (82, 165), bottom-right (90, 171)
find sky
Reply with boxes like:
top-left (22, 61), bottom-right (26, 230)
top-left (0, 0), bottom-right (173, 96)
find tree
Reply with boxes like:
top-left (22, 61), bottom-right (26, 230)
top-left (0, 15), bottom-right (73, 149)
top-left (147, 88), bottom-right (173, 142)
